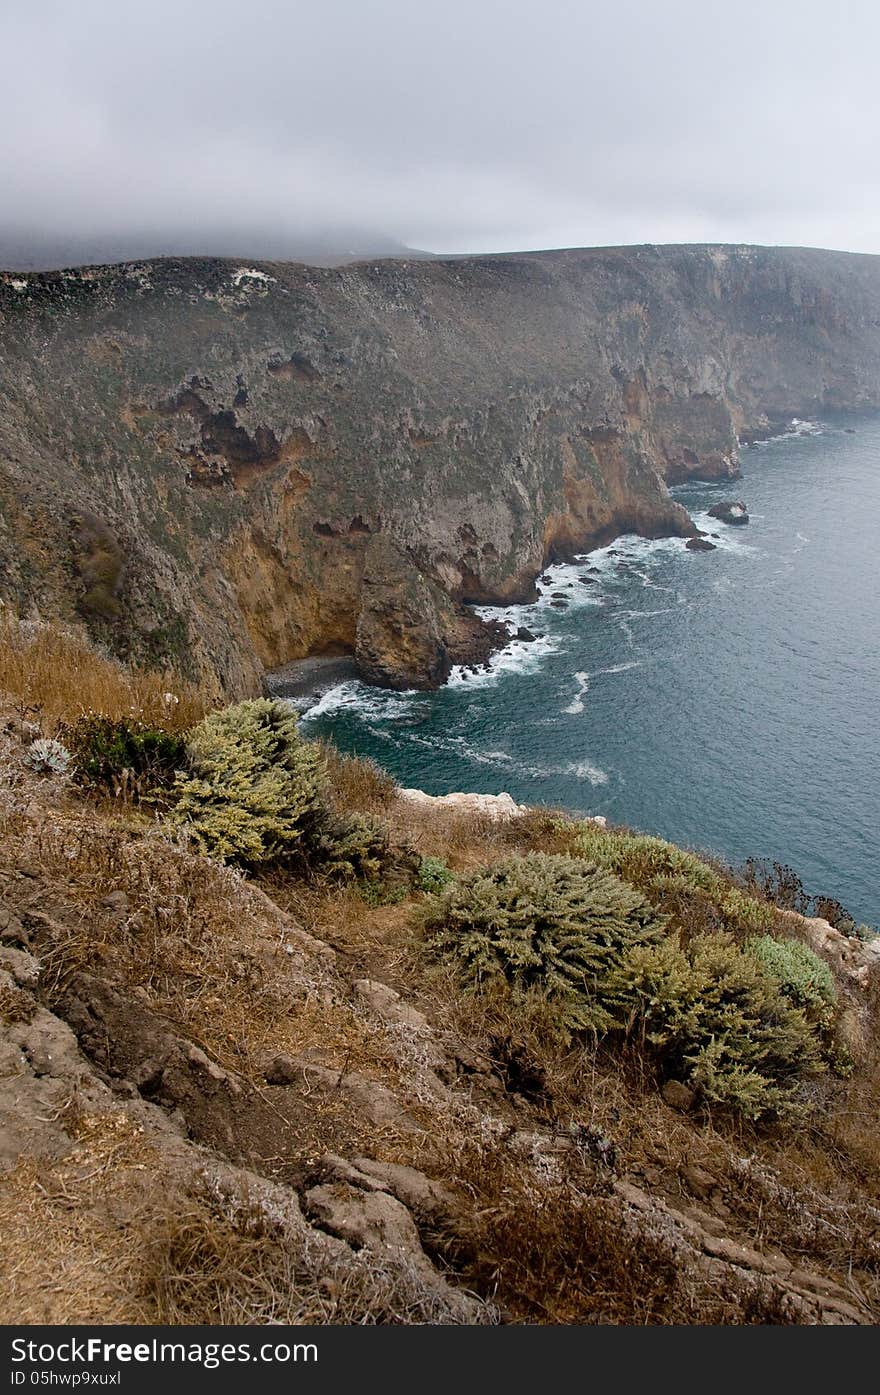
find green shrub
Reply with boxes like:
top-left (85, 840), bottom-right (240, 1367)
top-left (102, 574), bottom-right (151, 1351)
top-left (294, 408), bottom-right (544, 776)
top-left (313, 812), bottom-right (394, 883)
top-left (745, 935), bottom-right (837, 1027)
top-left (168, 699), bottom-right (325, 864)
top-left (565, 824), bottom-right (777, 934)
top-left (424, 852), bottom-right (667, 1034)
top-left (610, 932), bottom-right (825, 1118)
top-left (417, 856), bottom-right (454, 895)
top-left (63, 714), bottom-right (187, 800)
top-left (359, 880), bottom-right (410, 908)
top-left (167, 699), bottom-right (399, 882)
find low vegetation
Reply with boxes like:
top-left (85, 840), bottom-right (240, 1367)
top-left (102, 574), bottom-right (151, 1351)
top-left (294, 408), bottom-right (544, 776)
top-left (610, 932), bottom-right (826, 1117)
top-left (1, 611), bottom-right (878, 1325)
top-left (562, 824), bottom-right (779, 935)
top-left (0, 604), bottom-right (206, 732)
top-left (168, 698), bottom-right (402, 886)
top-left (422, 849), bottom-right (838, 1117)
top-left (168, 699), bottom-right (327, 864)
top-left (62, 714), bottom-right (187, 801)
top-left (424, 852), bottom-right (667, 1035)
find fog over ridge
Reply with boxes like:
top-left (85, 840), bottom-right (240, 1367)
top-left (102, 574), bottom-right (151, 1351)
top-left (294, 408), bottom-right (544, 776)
top-left (3, 0), bottom-right (878, 265)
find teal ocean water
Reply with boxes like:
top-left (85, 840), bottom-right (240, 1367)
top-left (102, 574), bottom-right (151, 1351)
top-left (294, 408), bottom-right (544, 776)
top-left (303, 415), bottom-right (879, 928)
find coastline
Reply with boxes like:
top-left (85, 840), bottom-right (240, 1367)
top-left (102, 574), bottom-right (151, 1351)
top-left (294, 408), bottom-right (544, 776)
top-left (264, 654), bottom-right (359, 711)
top-left (264, 414), bottom-right (823, 713)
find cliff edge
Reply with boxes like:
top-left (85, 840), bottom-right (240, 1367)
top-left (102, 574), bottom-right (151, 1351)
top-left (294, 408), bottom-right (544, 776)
top-left (2, 244), bottom-right (880, 692)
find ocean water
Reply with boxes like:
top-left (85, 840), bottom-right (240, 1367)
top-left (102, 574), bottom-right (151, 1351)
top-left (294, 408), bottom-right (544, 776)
top-left (302, 415), bottom-right (880, 928)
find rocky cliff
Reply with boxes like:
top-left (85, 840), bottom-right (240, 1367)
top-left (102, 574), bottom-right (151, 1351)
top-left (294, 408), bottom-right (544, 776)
top-left (2, 243), bottom-right (880, 693)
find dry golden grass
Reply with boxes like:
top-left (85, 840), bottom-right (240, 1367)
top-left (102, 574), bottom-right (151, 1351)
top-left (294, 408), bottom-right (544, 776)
top-left (144, 1179), bottom-right (490, 1325)
top-left (0, 607), bottom-right (209, 734)
top-left (379, 800), bottom-right (570, 871)
top-left (319, 742), bottom-right (398, 815)
top-left (7, 812), bottom-right (314, 1076)
top-left (0, 1111), bottom-right (158, 1324)
top-left (2, 656), bottom-right (879, 1325)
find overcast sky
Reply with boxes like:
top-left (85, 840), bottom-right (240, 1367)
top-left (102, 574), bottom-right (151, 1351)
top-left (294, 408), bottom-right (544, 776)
top-left (3, 0), bottom-right (879, 258)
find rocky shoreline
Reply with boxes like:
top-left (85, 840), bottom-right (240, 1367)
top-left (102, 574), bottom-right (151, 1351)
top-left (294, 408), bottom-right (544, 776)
top-left (263, 654), bottom-right (359, 710)
top-left (4, 249), bottom-right (880, 698)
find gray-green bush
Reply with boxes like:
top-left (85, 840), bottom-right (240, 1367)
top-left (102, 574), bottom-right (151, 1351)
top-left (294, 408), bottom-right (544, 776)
top-left (745, 935), bottom-right (837, 1027)
top-left (168, 699), bottom-right (325, 864)
top-left (610, 933), bottom-right (826, 1117)
top-left (424, 852), bottom-right (667, 1034)
top-left (168, 699), bottom-right (395, 881)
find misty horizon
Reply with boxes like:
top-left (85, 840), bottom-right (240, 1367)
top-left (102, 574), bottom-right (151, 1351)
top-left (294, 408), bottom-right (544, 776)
top-left (4, 0), bottom-right (880, 268)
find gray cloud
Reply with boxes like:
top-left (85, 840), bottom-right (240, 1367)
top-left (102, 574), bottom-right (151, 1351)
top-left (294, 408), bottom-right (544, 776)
top-left (3, 0), bottom-right (879, 258)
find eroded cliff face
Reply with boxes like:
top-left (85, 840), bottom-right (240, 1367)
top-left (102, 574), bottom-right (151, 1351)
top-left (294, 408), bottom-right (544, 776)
top-left (2, 243), bottom-right (880, 693)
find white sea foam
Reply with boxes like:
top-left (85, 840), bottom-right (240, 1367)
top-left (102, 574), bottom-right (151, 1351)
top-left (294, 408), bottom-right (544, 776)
top-left (301, 681), bottom-right (418, 723)
top-left (690, 511), bottom-right (756, 554)
top-left (563, 671), bottom-right (590, 714)
top-left (750, 418), bottom-right (825, 447)
top-left (306, 515), bottom-right (751, 723)
top-left (401, 731), bottom-right (609, 787)
top-left (594, 661), bottom-right (644, 676)
top-left (565, 761), bottom-right (609, 786)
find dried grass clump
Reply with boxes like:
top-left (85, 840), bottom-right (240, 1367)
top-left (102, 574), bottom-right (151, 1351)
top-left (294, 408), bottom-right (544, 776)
top-left (0, 606), bottom-right (207, 733)
top-left (320, 743), bottom-right (398, 814)
top-left (443, 1139), bottom-right (788, 1325)
top-left (144, 1179), bottom-right (492, 1326)
top-left (0, 1111), bottom-right (159, 1324)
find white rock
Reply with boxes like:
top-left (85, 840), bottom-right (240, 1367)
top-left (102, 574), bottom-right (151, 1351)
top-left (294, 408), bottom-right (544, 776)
top-left (397, 788), bottom-right (526, 821)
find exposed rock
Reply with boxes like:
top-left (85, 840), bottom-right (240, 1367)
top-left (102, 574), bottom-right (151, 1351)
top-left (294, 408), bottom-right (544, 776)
top-left (355, 534), bottom-right (454, 690)
top-left (304, 1181), bottom-right (435, 1275)
top-left (354, 979), bottom-right (429, 1030)
top-left (515, 626), bottom-right (537, 641)
top-left (268, 1057), bottom-right (422, 1133)
top-left (784, 911), bottom-right (880, 991)
top-left (263, 1052), bottom-right (301, 1086)
top-left (681, 1163), bottom-right (720, 1201)
top-left (707, 500), bottom-right (749, 525)
top-left (0, 945), bottom-right (40, 988)
top-left (397, 788), bottom-right (528, 821)
top-left (313, 1153), bottom-right (389, 1192)
top-left (10, 245), bottom-right (880, 694)
top-left (0, 906), bottom-right (26, 945)
top-left (354, 534), bottom-right (506, 689)
top-left (662, 1079), bottom-right (697, 1112)
top-left (100, 890), bottom-right (130, 915)
top-left (686, 536), bottom-right (717, 551)
top-left (350, 1157), bottom-right (458, 1225)
top-left (613, 1179), bottom-right (866, 1323)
